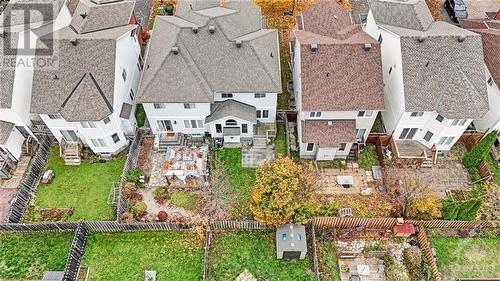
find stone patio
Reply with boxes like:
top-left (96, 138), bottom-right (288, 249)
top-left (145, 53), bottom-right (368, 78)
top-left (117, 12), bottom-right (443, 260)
top-left (384, 160), bottom-right (470, 198)
top-left (241, 145), bottom-right (275, 168)
top-left (339, 257), bottom-right (386, 281)
top-left (318, 165), bottom-right (379, 195)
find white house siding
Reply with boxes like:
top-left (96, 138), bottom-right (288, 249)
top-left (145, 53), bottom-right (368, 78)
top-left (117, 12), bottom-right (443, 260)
top-left (214, 92), bottom-right (277, 122)
top-left (143, 103), bottom-right (211, 135)
top-left (1, 127), bottom-right (25, 161)
top-left (206, 116), bottom-right (254, 139)
top-left (473, 66), bottom-right (500, 136)
top-left (392, 112), bottom-right (470, 151)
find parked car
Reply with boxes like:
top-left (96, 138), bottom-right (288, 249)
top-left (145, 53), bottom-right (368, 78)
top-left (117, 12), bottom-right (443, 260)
top-left (444, 0), bottom-right (468, 23)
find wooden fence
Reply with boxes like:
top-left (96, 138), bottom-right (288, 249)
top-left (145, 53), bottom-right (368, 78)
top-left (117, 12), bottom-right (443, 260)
top-left (209, 220), bottom-right (269, 230)
top-left (415, 226), bottom-right (441, 281)
top-left (63, 222), bottom-right (90, 281)
top-left (202, 230), bottom-right (211, 281)
top-left (311, 222), bottom-right (321, 281)
top-left (6, 135), bottom-right (53, 223)
top-left (477, 160), bottom-right (493, 181)
top-left (116, 128), bottom-right (145, 220)
top-left (459, 131), bottom-right (484, 151)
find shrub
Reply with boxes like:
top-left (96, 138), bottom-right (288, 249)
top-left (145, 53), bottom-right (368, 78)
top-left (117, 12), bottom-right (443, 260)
top-left (132, 201), bottom-right (147, 218)
top-left (157, 211), bottom-right (168, 221)
top-left (442, 199), bottom-right (460, 220)
top-left (463, 131), bottom-right (497, 169)
top-left (409, 193), bottom-right (442, 220)
top-left (135, 104), bottom-right (146, 127)
top-left (357, 145), bottom-right (380, 171)
top-left (383, 253), bottom-right (396, 268)
top-left (318, 200), bottom-right (340, 217)
top-left (386, 264), bottom-right (410, 281)
top-left (468, 167), bottom-right (481, 182)
top-left (153, 187), bottom-right (169, 204)
top-left (127, 168), bottom-right (143, 183)
top-left (123, 182), bottom-right (137, 199)
top-left (403, 247), bottom-right (422, 274)
top-left (442, 198), bottom-right (481, 221)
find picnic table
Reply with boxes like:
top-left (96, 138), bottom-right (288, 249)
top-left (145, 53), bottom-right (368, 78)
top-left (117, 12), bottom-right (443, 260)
top-left (337, 175), bottom-right (354, 188)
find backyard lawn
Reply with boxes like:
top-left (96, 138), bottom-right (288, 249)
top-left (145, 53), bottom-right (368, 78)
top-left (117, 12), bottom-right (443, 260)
top-left (209, 231), bottom-right (314, 281)
top-left (431, 237), bottom-right (500, 280)
top-left (82, 231), bottom-right (204, 281)
top-left (32, 147), bottom-right (125, 221)
top-left (357, 145), bottom-right (380, 171)
top-left (218, 148), bottom-right (256, 218)
top-left (317, 240), bottom-right (341, 281)
top-left (0, 232), bottom-right (73, 280)
top-left (275, 122), bottom-right (287, 157)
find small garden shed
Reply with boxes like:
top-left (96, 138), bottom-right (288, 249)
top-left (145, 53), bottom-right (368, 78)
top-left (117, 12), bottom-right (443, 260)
top-left (276, 224), bottom-right (307, 260)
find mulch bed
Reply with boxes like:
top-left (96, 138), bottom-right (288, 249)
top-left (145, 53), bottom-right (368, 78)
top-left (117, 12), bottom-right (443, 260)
top-left (137, 136), bottom-right (154, 177)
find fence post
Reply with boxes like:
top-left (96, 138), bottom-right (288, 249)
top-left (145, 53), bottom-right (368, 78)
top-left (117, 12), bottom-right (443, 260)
top-left (310, 221), bottom-right (321, 281)
top-left (63, 222), bottom-right (90, 281)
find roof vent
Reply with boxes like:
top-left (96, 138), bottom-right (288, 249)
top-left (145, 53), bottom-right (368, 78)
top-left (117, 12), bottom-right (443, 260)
top-left (235, 40), bottom-right (242, 48)
top-left (69, 38), bottom-right (78, 46)
top-left (458, 35), bottom-right (466, 42)
top-left (310, 43), bottom-right (318, 52)
top-left (53, 74), bottom-right (59, 80)
top-left (327, 121), bottom-right (333, 126)
top-left (208, 25), bottom-right (216, 34)
top-left (171, 46), bottom-right (179, 55)
top-left (417, 35), bottom-right (426, 42)
top-left (80, 12), bottom-right (87, 19)
top-left (192, 26), bottom-right (199, 33)
top-left (363, 43), bottom-right (372, 51)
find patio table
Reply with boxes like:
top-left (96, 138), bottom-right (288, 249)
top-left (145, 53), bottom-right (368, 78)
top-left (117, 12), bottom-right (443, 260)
top-left (357, 264), bottom-right (370, 276)
top-left (337, 175), bottom-right (354, 188)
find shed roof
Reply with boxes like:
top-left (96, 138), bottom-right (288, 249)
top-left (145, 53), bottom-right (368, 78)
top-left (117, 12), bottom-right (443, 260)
top-left (276, 224), bottom-right (307, 253)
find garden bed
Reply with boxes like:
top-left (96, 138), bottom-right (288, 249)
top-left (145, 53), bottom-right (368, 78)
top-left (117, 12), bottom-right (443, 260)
top-left (26, 147), bottom-right (125, 221)
top-left (430, 237), bottom-right (500, 280)
top-left (208, 231), bottom-right (314, 281)
top-left (0, 232), bottom-right (73, 280)
top-left (275, 122), bottom-right (287, 157)
top-left (81, 231), bottom-right (204, 281)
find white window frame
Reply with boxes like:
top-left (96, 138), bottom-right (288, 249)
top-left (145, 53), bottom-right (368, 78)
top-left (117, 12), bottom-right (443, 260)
top-left (357, 111), bottom-right (373, 117)
top-left (103, 117), bottom-right (111, 124)
top-left (338, 143), bottom-right (347, 151)
top-left (423, 131), bottom-right (433, 142)
top-left (80, 121), bottom-right (96, 128)
top-left (399, 128), bottom-right (418, 140)
top-left (438, 137), bottom-right (447, 145)
top-left (356, 129), bottom-right (366, 141)
top-left (129, 89), bottom-right (135, 101)
top-left (444, 137), bottom-right (455, 145)
top-left (459, 119), bottom-right (467, 126)
top-left (309, 112), bottom-right (322, 118)
top-left (410, 112), bottom-right (424, 117)
top-left (221, 93), bottom-right (233, 98)
top-left (183, 103), bottom-right (196, 109)
top-left (306, 143), bottom-right (315, 152)
top-left (153, 103), bottom-right (166, 109)
top-left (487, 77), bottom-right (493, 86)
top-left (48, 113), bottom-right (62, 119)
top-left (254, 93), bottom-right (266, 98)
top-left (435, 114), bottom-right (444, 122)
top-left (111, 133), bottom-right (120, 143)
top-left (122, 68), bottom-right (127, 81)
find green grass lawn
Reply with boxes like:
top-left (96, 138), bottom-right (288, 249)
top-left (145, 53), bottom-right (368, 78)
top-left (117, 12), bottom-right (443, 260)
top-left (33, 147), bottom-right (125, 221)
top-left (82, 231), bottom-right (204, 281)
top-left (170, 191), bottom-right (201, 211)
top-left (209, 231), bottom-right (314, 281)
top-left (485, 154), bottom-right (500, 185)
top-left (275, 122), bottom-right (287, 157)
top-left (357, 145), bottom-right (380, 171)
top-left (0, 232), bottom-right (73, 280)
top-left (317, 240), bottom-right (341, 281)
top-left (218, 148), bottom-right (256, 219)
top-left (431, 237), bottom-right (500, 280)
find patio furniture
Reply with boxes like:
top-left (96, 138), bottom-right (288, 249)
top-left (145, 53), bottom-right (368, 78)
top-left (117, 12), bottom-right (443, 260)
top-left (377, 260), bottom-right (385, 273)
top-left (371, 165), bottom-right (383, 180)
top-left (357, 264), bottom-right (370, 276)
top-left (337, 175), bottom-right (354, 188)
top-left (349, 274), bottom-right (361, 281)
top-left (144, 270), bottom-right (156, 281)
top-left (41, 170), bottom-right (54, 184)
top-left (338, 208), bottom-right (353, 217)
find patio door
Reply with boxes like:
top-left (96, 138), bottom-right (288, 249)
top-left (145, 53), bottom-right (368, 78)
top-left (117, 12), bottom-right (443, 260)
top-left (399, 128), bottom-right (418, 140)
top-left (157, 120), bottom-right (173, 131)
top-left (60, 130), bottom-right (78, 142)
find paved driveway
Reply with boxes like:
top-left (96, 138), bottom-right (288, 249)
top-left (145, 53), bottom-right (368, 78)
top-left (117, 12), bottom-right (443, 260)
top-left (440, 0), bottom-right (500, 24)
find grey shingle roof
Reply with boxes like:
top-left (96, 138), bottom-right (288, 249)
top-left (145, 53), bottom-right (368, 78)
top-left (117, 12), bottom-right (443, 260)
top-left (70, 0), bottom-right (135, 34)
top-left (133, 0), bottom-right (152, 28)
top-left (0, 31), bottom-right (18, 109)
top-left (0, 120), bottom-right (15, 145)
top-left (31, 25), bottom-right (135, 121)
top-left (0, 0), bottom-right (66, 29)
top-left (205, 99), bottom-right (257, 123)
top-left (368, 0), bottom-right (434, 31)
top-left (138, 0), bottom-right (281, 103)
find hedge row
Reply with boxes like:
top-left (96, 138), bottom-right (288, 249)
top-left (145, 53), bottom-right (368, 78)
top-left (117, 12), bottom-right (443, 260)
top-left (462, 130), bottom-right (497, 169)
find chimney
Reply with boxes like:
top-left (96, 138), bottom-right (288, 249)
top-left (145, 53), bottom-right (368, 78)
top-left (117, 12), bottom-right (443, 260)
top-left (208, 25), bottom-right (216, 34)
top-left (192, 26), bottom-right (199, 33)
top-left (235, 40), bottom-right (242, 48)
top-left (363, 43), bottom-right (372, 51)
top-left (80, 12), bottom-right (87, 19)
top-left (417, 35), bottom-right (426, 42)
top-left (69, 38), bottom-right (78, 46)
top-left (310, 43), bottom-right (318, 52)
top-left (458, 35), bottom-right (466, 42)
top-left (171, 46), bottom-right (179, 55)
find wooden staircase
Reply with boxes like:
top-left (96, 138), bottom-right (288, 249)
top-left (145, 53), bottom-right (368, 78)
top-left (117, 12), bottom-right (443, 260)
top-left (253, 135), bottom-right (267, 148)
top-left (60, 139), bottom-right (82, 165)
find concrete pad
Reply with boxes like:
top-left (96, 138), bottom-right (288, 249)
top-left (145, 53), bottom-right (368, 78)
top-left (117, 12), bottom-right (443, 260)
top-left (242, 146), bottom-right (275, 168)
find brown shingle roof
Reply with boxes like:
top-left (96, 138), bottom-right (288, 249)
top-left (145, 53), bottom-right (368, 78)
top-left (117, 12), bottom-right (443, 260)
top-left (294, 0), bottom-right (384, 112)
top-left (302, 120), bottom-right (357, 147)
top-left (465, 22), bottom-right (500, 86)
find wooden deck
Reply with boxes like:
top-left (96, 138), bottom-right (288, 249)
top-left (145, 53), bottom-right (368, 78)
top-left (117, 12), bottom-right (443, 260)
top-left (394, 140), bottom-right (431, 158)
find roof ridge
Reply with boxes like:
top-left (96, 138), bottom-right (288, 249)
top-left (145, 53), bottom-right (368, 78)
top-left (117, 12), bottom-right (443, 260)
top-left (177, 40), bottom-right (214, 100)
top-left (88, 72), bottom-right (113, 111)
top-left (248, 35), bottom-right (281, 91)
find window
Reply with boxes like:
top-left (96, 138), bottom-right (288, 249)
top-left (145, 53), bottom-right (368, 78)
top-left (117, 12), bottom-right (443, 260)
top-left (157, 120), bottom-right (172, 131)
top-left (153, 103), bottom-right (166, 109)
top-left (423, 131), bottom-right (433, 142)
top-left (221, 93), bottom-right (233, 98)
top-left (129, 89), bottom-right (135, 101)
top-left (257, 111), bottom-right (261, 119)
top-left (197, 120), bottom-right (203, 128)
top-left (399, 128), bottom-right (418, 140)
top-left (184, 120), bottom-right (203, 128)
top-left (451, 119), bottom-right (459, 126)
top-left (487, 77), bottom-right (494, 86)
top-left (338, 143), bottom-right (347, 151)
top-left (451, 119), bottom-right (467, 126)
top-left (356, 129), bottom-right (366, 141)
top-left (225, 119), bottom-right (237, 126)
top-left (459, 119), bottom-right (467, 126)
top-left (410, 112), bottom-right (424, 117)
top-left (242, 124), bottom-right (248, 134)
top-left (111, 133), bottom-right (120, 143)
top-left (122, 69), bottom-right (127, 81)
top-left (184, 103), bottom-right (196, 109)
top-left (435, 114), bottom-right (444, 122)
top-left (444, 137), bottom-right (455, 145)
top-left (378, 35), bottom-right (383, 43)
top-left (306, 143), bottom-right (314, 152)
top-left (216, 124), bottom-right (222, 133)
top-left (262, 110), bottom-right (269, 118)
top-left (130, 27), bottom-right (137, 38)
top-left (184, 120), bottom-right (190, 128)
top-left (254, 93), bottom-right (266, 98)
top-left (309, 112), bottom-right (322, 118)
top-left (389, 66), bottom-right (392, 74)
top-left (60, 130), bottom-right (77, 142)
top-left (358, 111), bottom-right (373, 117)
top-left (48, 113), bottom-right (62, 119)
top-left (91, 138), bottom-right (107, 147)
top-left (80, 121), bottom-right (96, 128)
top-left (103, 117), bottom-right (111, 124)
top-left (438, 137), bottom-right (447, 145)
